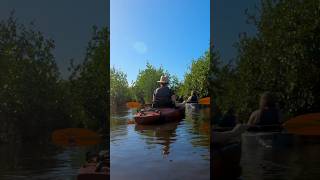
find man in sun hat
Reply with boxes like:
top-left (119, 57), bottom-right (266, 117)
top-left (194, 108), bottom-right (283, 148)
top-left (152, 75), bottom-right (176, 108)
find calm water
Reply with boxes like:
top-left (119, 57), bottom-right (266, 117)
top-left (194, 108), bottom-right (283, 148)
top-left (110, 106), bottom-right (210, 180)
top-left (0, 140), bottom-right (105, 179)
top-left (241, 133), bottom-right (320, 180)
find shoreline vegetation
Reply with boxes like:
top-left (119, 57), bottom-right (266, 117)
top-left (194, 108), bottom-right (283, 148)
top-left (210, 0), bottom-right (320, 123)
top-left (112, 0), bottom-right (320, 125)
top-left (110, 51), bottom-right (210, 111)
top-left (0, 14), bottom-right (109, 143)
top-left (1, 0), bottom-right (319, 143)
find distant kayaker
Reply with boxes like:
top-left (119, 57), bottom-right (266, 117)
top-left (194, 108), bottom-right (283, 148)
top-left (247, 92), bottom-right (282, 126)
top-left (186, 91), bottom-right (198, 103)
top-left (152, 75), bottom-right (176, 108)
top-left (139, 96), bottom-right (145, 106)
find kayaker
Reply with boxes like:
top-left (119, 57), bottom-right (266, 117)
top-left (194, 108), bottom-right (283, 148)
top-left (247, 92), bottom-right (282, 126)
top-left (152, 75), bottom-right (176, 108)
top-left (186, 91), bottom-right (198, 103)
top-left (139, 96), bottom-right (145, 106)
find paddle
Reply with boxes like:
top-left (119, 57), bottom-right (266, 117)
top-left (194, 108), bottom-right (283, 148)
top-left (126, 102), bottom-right (141, 109)
top-left (214, 113), bottom-right (320, 135)
top-left (127, 97), bottom-right (211, 108)
top-left (198, 97), bottom-right (210, 105)
top-left (127, 119), bottom-right (136, 124)
top-left (283, 113), bottom-right (320, 136)
top-left (243, 113), bottom-right (320, 136)
top-left (52, 128), bottom-right (102, 146)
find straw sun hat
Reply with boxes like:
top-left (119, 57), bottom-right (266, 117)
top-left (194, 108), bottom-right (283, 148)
top-left (157, 75), bottom-right (169, 84)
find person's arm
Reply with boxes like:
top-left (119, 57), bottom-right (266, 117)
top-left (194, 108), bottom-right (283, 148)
top-left (247, 110), bottom-right (259, 125)
top-left (212, 124), bottom-right (248, 144)
top-left (186, 96), bottom-right (192, 102)
top-left (171, 94), bottom-right (176, 104)
top-left (170, 89), bottom-right (176, 104)
top-left (247, 114), bottom-right (254, 125)
top-left (152, 90), bottom-right (157, 103)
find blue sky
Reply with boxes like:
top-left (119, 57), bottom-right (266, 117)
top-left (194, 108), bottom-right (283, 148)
top-left (213, 0), bottom-right (259, 62)
top-left (111, 0), bottom-right (210, 84)
top-left (0, 0), bottom-right (108, 78)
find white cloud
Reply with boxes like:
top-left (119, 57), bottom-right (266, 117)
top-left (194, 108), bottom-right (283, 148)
top-left (133, 41), bottom-right (147, 54)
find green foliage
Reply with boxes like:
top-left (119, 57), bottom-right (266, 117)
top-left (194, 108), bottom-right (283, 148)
top-left (69, 27), bottom-right (109, 130)
top-left (110, 67), bottom-right (130, 107)
top-left (110, 52), bottom-right (211, 105)
top-left (110, 63), bottom-right (182, 106)
top-left (179, 51), bottom-right (210, 98)
top-left (169, 75), bottom-right (181, 94)
top-left (132, 63), bottom-right (166, 103)
top-left (0, 14), bottom-right (109, 142)
top-left (0, 14), bottom-right (71, 142)
top-left (212, 0), bottom-right (320, 120)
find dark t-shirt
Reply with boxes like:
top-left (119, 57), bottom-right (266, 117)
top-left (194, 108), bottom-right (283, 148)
top-left (187, 95), bottom-right (198, 103)
top-left (250, 108), bottom-right (281, 126)
top-left (153, 86), bottom-right (174, 108)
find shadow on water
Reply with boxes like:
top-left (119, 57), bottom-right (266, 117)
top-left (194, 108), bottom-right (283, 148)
top-left (134, 122), bottom-right (179, 157)
top-left (0, 140), bottom-right (108, 179)
top-left (237, 133), bottom-right (320, 180)
top-left (111, 106), bottom-right (210, 180)
top-left (0, 142), bottom-right (86, 180)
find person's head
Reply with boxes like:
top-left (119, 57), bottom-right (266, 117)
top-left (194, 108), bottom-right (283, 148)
top-left (157, 75), bottom-right (169, 87)
top-left (259, 92), bottom-right (276, 109)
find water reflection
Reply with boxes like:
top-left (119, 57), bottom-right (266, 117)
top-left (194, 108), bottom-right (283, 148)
top-left (0, 143), bottom-right (88, 180)
top-left (0, 139), bottom-right (107, 179)
top-left (240, 133), bottom-right (320, 180)
top-left (111, 106), bottom-right (210, 180)
top-left (135, 122), bottom-right (178, 157)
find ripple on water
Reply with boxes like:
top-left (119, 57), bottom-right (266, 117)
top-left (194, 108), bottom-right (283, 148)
top-left (111, 107), bottom-right (210, 180)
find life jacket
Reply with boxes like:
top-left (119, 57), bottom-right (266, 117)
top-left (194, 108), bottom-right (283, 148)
top-left (187, 95), bottom-right (198, 103)
top-left (255, 108), bottom-right (280, 126)
top-left (153, 86), bottom-right (174, 108)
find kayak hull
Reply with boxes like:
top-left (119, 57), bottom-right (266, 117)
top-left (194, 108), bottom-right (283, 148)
top-left (77, 163), bottom-right (109, 180)
top-left (134, 111), bottom-right (161, 125)
top-left (213, 142), bottom-right (242, 179)
top-left (134, 107), bottom-right (185, 125)
top-left (247, 125), bottom-right (283, 132)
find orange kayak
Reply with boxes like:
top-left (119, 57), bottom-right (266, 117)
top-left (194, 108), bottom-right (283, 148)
top-left (134, 107), bottom-right (185, 125)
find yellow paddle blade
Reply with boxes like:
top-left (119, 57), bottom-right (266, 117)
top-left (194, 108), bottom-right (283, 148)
top-left (52, 128), bottom-right (102, 146)
top-left (198, 97), bottom-right (210, 105)
top-left (284, 113), bottom-right (320, 136)
top-left (126, 102), bottom-right (141, 109)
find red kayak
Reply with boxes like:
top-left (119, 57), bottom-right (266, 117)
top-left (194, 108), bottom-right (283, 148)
top-left (134, 106), bottom-right (185, 125)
